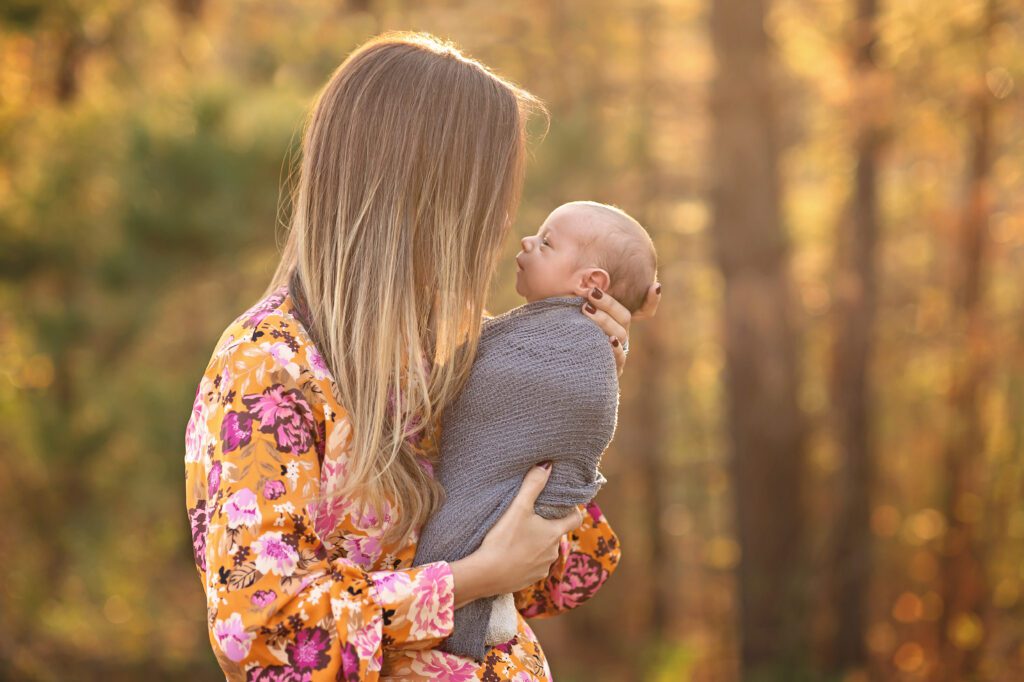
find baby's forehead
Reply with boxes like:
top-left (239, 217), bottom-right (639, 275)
top-left (551, 204), bottom-right (636, 248)
top-left (548, 205), bottom-right (606, 240)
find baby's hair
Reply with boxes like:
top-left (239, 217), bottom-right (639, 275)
top-left (563, 201), bottom-right (658, 313)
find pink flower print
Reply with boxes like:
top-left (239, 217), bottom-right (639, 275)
top-left (407, 562), bottom-right (454, 639)
top-left (213, 611), bottom-right (256, 662)
top-left (371, 571), bottom-right (412, 604)
top-left (517, 592), bottom-right (545, 619)
top-left (185, 393), bottom-right (209, 464)
top-left (286, 626), bottom-right (331, 670)
top-left (306, 346), bottom-right (333, 381)
top-left (242, 290), bottom-right (286, 329)
top-left (338, 534), bottom-right (381, 570)
top-left (353, 498), bottom-right (392, 532)
top-left (263, 479), bottom-right (286, 500)
top-left (252, 531), bottom-right (299, 576)
top-left (251, 589), bottom-right (277, 608)
top-left (220, 411), bottom-right (253, 453)
top-left (350, 618), bottom-right (383, 667)
top-left (338, 640), bottom-right (362, 682)
top-left (320, 457), bottom-right (350, 497)
top-left (208, 461), bottom-right (222, 497)
top-left (408, 650), bottom-right (478, 680)
top-left (261, 341), bottom-right (301, 380)
top-left (187, 500), bottom-right (208, 572)
top-left (493, 634), bottom-right (519, 655)
top-left (585, 500), bottom-right (603, 525)
top-left (265, 341), bottom-right (295, 367)
top-left (551, 553), bottom-right (608, 610)
top-left (312, 495), bottom-right (352, 538)
top-left (246, 665), bottom-right (311, 682)
top-left (242, 384), bottom-right (316, 454)
top-left (223, 488), bottom-right (262, 529)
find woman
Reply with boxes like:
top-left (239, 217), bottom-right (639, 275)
top-left (184, 31), bottom-right (660, 681)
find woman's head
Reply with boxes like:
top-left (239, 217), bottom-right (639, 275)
top-left (264, 31), bottom-right (548, 547)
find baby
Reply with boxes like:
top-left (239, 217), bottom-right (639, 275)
top-left (412, 200), bottom-right (658, 662)
top-left (514, 200), bottom-right (658, 314)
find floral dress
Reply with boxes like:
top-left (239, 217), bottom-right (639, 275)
top-left (184, 283), bottom-right (622, 681)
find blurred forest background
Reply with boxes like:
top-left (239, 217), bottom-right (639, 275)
top-left (1, 0), bottom-right (1022, 680)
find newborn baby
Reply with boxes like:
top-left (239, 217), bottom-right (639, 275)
top-left (412, 200), bottom-right (658, 662)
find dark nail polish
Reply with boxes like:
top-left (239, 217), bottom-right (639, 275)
top-left (585, 303), bottom-right (597, 314)
top-left (591, 287), bottom-right (603, 299)
top-left (539, 460), bottom-right (552, 469)
top-left (611, 337), bottom-right (620, 347)
top-left (655, 284), bottom-right (662, 295)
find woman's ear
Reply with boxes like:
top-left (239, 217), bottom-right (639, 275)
top-left (573, 268), bottom-right (611, 296)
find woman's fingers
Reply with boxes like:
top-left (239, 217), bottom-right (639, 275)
top-left (632, 282), bottom-right (662, 320)
top-left (581, 287), bottom-right (630, 377)
top-left (609, 336), bottom-right (626, 377)
top-left (558, 504), bottom-right (585, 535)
top-left (581, 288), bottom-right (629, 344)
top-left (512, 462), bottom-right (553, 512)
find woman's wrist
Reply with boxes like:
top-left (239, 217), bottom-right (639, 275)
top-left (450, 550), bottom-right (499, 610)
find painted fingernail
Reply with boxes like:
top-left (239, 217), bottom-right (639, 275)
top-left (656, 284), bottom-right (662, 295)
top-left (611, 337), bottom-right (620, 347)
top-left (584, 303), bottom-right (597, 314)
top-left (591, 287), bottom-right (603, 299)
top-left (539, 460), bottom-right (552, 469)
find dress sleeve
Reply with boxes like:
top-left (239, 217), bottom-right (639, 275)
top-left (189, 351), bottom-right (455, 681)
top-left (511, 500), bottom-right (621, 619)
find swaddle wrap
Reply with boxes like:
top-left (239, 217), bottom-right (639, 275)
top-left (412, 295), bottom-right (619, 662)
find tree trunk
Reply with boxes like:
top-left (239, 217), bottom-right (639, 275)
top-left (630, 3), bottom-right (670, 641)
top-left (936, 1), bottom-right (997, 679)
top-left (708, 0), bottom-right (808, 674)
top-left (825, 0), bottom-right (883, 673)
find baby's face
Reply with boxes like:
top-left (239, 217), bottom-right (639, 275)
top-left (515, 205), bottom-right (597, 302)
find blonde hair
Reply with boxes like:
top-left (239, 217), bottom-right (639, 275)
top-left (261, 31), bottom-right (548, 548)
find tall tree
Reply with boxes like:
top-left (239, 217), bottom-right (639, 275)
top-left (629, 0), bottom-right (670, 642)
top-left (937, 0), bottom-right (998, 678)
top-left (825, 0), bottom-right (884, 673)
top-left (708, 0), bottom-right (808, 676)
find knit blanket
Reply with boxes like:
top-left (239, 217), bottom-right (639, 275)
top-left (412, 295), bottom-right (619, 662)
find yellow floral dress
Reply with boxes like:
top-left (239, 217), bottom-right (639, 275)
top-left (184, 283), bottom-right (622, 681)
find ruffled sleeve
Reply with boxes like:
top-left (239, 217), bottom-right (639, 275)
top-left (185, 347), bottom-right (455, 681)
top-left (512, 500), bottom-right (621, 619)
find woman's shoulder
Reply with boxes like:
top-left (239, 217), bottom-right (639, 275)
top-left (201, 285), bottom-right (338, 400)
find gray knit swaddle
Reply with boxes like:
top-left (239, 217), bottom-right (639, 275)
top-left (412, 295), bottom-right (619, 662)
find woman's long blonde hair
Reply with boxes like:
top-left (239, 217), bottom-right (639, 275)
top-left (261, 31), bottom-right (548, 549)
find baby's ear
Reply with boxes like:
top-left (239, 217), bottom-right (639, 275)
top-left (574, 268), bottom-right (611, 296)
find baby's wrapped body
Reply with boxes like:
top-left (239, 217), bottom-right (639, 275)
top-left (412, 295), bottom-right (620, 663)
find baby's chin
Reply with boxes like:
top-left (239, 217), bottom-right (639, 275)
top-left (515, 273), bottom-right (581, 302)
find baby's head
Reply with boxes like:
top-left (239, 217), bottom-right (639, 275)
top-left (515, 201), bottom-right (657, 313)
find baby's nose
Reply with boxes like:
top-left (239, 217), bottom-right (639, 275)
top-left (520, 236), bottom-right (533, 252)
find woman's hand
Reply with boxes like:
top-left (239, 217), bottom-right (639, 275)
top-left (462, 463), bottom-right (583, 599)
top-left (581, 282), bottom-right (661, 377)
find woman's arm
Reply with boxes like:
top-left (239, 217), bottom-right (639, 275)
top-left (186, 350), bottom-right (459, 680)
top-left (449, 550), bottom-right (500, 610)
top-left (511, 499), bottom-right (621, 618)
